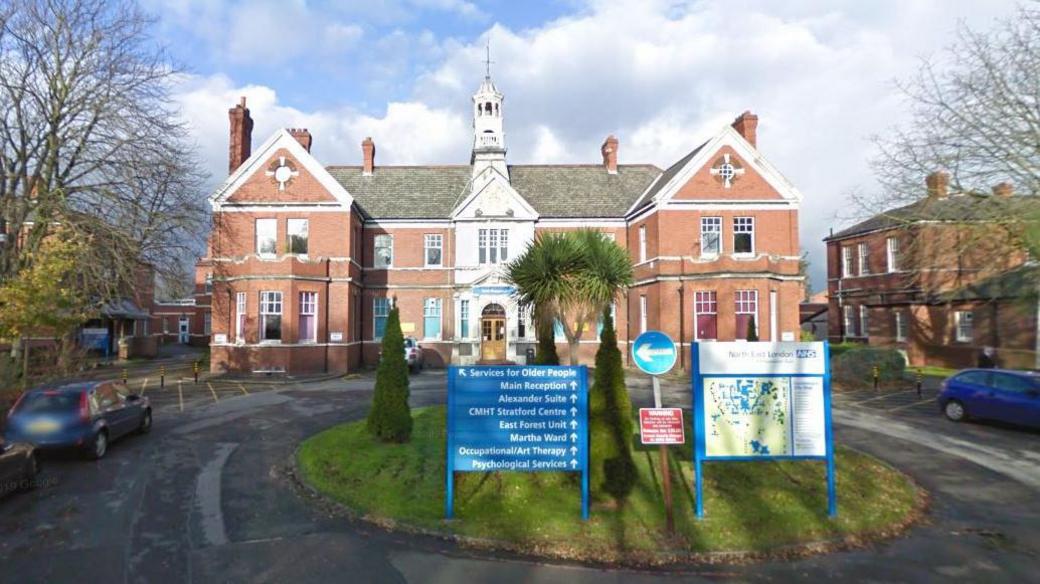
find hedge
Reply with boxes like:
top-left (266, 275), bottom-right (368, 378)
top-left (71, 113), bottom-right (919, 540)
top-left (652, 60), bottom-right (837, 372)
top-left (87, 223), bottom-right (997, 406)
top-left (832, 347), bottom-right (906, 387)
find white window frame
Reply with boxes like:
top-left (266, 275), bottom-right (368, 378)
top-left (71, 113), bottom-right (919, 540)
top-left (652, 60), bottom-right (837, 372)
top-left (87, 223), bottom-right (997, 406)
top-left (886, 237), bottom-right (899, 273)
top-left (259, 291), bottom-right (283, 343)
top-left (424, 233), bottom-right (443, 267)
top-left (459, 299), bottom-right (470, 339)
top-left (373, 297), bottom-right (390, 339)
top-left (478, 228), bottom-right (509, 265)
top-left (256, 218), bottom-right (277, 258)
top-left (517, 303), bottom-right (528, 338)
top-left (235, 292), bottom-right (246, 343)
top-left (299, 291), bottom-right (318, 343)
top-left (954, 311), bottom-right (974, 343)
top-left (638, 225), bottom-right (647, 262)
top-left (287, 218), bottom-right (309, 256)
top-left (639, 295), bottom-right (648, 333)
top-left (842, 246), bottom-right (853, 278)
top-left (843, 305), bottom-right (855, 336)
top-left (700, 217), bottom-right (722, 257)
top-left (895, 311), bottom-right (908, 342)
top-left (423, 298), bottom-right (442, 340)
top-left (374, 234), bottom-right (393, 268)
top-left (859, 305), bottom-right (869, 338)
top-left (733, 217), bottom-right (755, 256)
top-left (857, 242), bottom-right (869, 275)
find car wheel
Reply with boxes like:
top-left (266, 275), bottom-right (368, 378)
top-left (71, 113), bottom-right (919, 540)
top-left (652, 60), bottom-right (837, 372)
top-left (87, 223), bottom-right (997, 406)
top-left (138, 410), bottom-right (152, 434)
top-left (87, 431), bottom-right (108, 460)
top-left (944, 400), bottom-right (967, 422)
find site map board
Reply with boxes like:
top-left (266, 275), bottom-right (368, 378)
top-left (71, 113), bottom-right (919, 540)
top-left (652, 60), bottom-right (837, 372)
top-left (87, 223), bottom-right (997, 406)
top-left (692, 341), bottom-right (836, 518)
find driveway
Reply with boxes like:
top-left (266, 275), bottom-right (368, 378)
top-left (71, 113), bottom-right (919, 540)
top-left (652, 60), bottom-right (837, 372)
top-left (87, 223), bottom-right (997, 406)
top-left (0, 371), bottom-right (1038, 582)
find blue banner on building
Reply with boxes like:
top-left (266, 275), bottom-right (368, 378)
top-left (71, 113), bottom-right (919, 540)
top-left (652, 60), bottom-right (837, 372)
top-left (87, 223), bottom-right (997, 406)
top-left (446, 365), bottom-right (589, 520)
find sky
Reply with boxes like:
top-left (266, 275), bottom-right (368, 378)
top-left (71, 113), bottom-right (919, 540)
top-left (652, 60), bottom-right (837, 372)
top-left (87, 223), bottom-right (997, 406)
top-left (145, 0), bottom-right (1022, 291)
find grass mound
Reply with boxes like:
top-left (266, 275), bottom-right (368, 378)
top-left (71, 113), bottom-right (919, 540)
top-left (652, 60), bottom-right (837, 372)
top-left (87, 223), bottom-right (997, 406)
top-left (298, 407), bottom-right (922, 562)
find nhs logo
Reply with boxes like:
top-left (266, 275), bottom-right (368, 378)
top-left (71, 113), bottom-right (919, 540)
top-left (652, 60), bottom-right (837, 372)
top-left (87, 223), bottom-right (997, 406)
top-left (796, 349), bottom-right (818, 359)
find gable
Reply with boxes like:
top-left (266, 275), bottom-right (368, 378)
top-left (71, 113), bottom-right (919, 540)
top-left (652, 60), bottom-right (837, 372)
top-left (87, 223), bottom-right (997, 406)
top-left (226, 148), bottom-right (339, 204)
top-left (672, 145), bottom-right (784, 201)
top-left (452, 169), bottom-right (539, 220)
top-left (211, 129), bottom-right (353, 210)
top-left (637, 126), bottom-right (801, 210)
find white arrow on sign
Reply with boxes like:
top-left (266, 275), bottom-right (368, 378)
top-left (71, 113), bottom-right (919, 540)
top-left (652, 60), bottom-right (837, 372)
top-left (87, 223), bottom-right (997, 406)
top-left (570, 393), bottom-right (578, 403)
top-left (570, 407), bottom-right (577, 417)
top-left (570, 432), bottom-right (578, 442)
top-left (636, 343), bottom-right (674, 363)
top-left (570, 445), bottom-right (578, 456)
top-left (570, 420), bottom-right (578, 430)
top-left (569, 380), bottom-right (577, 390)
top-left (459, 369), bottom-right (468, 377)
top-left (570, 459), bottom-right (578, 469)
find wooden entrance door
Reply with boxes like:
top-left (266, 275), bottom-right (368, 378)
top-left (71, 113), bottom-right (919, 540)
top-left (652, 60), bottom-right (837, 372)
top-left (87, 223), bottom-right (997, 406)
top-left (480, 304), bottom-right (507, 362)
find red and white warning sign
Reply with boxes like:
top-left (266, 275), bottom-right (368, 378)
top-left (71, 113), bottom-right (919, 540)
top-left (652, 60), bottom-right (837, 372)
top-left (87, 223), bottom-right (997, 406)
top-left (639, 408), bottom-right (685, 445)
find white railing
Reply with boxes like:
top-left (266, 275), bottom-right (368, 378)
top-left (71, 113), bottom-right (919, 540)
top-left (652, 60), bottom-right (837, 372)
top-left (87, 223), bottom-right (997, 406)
top-left (475, 134), bottom-right (501, 149)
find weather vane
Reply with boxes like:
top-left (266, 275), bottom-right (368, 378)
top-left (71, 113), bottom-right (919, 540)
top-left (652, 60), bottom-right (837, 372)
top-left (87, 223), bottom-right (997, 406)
top-left (484, 39), bottom-right (494, 78)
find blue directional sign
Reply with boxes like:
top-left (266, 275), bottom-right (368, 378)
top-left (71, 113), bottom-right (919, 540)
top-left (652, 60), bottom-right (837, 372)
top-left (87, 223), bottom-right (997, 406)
top-left (631, 330), bottom-right (677, 376)
top-left (446, 365), bottom-right (589, 520)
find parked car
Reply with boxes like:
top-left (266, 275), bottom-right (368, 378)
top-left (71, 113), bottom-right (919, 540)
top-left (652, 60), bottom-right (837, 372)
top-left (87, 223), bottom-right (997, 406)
top-left (0, 439), bottom-right (37, 497)
top-left (4, 381), bottom-right (151, 460)
top-left (939, 368), bottom-right (1040, 428)
top-left (404, 337), bottom-right (424, 373)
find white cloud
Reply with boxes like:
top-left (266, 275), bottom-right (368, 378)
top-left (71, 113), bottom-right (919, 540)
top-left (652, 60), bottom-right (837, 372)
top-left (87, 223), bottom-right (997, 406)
top-left (169, 0), bottom-right (1023, 288)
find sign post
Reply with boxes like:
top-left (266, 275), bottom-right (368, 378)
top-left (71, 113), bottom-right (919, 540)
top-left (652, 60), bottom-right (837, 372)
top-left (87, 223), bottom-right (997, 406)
top-left (692, 341), bottom-right (836, 518)
top-left (631, 330), bottom-right (679, 533)
top-left (446, 365), bottom-right (589, 520)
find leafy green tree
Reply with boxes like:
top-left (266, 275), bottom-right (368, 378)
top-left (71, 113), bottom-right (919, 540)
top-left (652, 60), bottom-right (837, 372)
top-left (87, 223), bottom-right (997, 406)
top-left (508, 229), bottom-right (633, 365)
top-left (746, 315), bottom-right (759, 342)
top-left (589, 308), bottom-right (636, 502)
top-left (367, 303), bottom-right (412, 442)
top-left (0, 234), bottom-right (93, 384)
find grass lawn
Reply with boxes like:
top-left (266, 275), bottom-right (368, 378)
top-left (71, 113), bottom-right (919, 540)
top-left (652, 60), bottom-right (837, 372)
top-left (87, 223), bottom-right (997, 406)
top-left (298, 407), bottom-right (923, 562)
top-left (909, 365), bottom-right (960, 378)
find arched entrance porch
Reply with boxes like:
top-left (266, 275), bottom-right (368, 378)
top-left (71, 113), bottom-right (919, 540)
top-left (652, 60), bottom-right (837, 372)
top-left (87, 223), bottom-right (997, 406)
top-left (480, 303), bottom-right (507, 362)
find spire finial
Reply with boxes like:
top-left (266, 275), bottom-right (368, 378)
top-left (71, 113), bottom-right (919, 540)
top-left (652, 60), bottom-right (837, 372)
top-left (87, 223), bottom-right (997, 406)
top-left (484, 38), bottom-right (494, 79)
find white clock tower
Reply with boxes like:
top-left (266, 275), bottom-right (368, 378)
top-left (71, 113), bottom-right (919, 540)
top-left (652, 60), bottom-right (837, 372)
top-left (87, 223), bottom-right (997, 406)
top-left (471, 50), bottom-right (507, 187)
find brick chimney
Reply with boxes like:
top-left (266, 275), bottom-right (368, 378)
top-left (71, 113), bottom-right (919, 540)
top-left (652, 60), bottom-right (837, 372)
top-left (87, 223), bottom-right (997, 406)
top-left (731, 111), bottom-right (758, 148)
top-left (362, 137), bottom-right (375, 176)
top-left (601, 135), bottom-right (619, 174)
top-left (228, 96), bottom-right (253, 175)
top-left (925, 171), bottom-right (949, 199)
top-left (992, 182), bottom-right (1013, 198)
top-left (288, 128), bottom-right (312, 152)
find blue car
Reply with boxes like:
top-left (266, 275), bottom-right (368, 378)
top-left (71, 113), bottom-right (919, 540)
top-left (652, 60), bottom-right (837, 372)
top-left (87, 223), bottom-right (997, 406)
top-left (4, 381), bottom-right (151, 460)
top-left (938, 369), bottom-right (1040, 428)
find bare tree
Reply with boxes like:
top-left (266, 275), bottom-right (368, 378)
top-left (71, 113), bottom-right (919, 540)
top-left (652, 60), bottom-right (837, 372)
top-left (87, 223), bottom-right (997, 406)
top-left (858, 5), bottom-right (1040, 293)
top-left (0, 0), bottom-right (206, 302)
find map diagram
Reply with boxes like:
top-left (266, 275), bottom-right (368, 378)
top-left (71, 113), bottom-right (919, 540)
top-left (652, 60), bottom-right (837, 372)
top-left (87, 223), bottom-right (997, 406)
top-left (704, 377), bottom-right (790, 457)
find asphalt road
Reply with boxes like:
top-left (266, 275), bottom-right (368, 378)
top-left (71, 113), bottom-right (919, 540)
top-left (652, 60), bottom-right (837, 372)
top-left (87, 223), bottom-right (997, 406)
top-left (1, 371), bottom-right (1038, 583)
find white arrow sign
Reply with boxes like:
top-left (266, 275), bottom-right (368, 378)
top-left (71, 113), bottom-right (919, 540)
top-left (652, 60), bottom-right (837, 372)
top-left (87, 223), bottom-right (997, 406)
top-left (570, 393), bottom-right (578, 403)
top-left (569, 380), bottom-right (577, 390)
top-left (570, 459), bottom-right (578, 469)
top-left (570, 445), bottom-right (578, 455)
top-left (570, 407), bottom-right (577, 417)
top-left (570, 420), bottom-right (578, 430)
top-left (570, 432), bottom-right (578, 442)
top-left (636, 343), bottom-right (674, 363)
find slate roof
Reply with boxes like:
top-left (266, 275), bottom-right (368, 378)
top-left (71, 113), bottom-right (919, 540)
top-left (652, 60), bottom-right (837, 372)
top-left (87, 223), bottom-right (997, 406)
top-left (326, 164), bottom-right (661, 219)
top-left (941, 264), bottom-right (1040, 302)
top-left (826, 194), bottom-right (1040, 241)
top-left (629, 143), bottom-right (706, 214)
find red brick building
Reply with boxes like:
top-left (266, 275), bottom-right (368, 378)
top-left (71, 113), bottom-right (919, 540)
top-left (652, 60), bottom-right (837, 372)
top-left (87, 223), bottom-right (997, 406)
top-left (203, 75), bottom-right (806, 374)
top-left (824, 172), bottom-right (1040, 369)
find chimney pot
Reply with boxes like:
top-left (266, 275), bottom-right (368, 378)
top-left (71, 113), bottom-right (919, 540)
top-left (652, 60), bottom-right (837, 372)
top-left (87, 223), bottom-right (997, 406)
top-left (362, 137), bottom-right (375, 176)
top-left (992, 182), bottom-right (1014, 198)
top-left (732, 110), bottom-right (759, 148)
top-left (925, 171), bottom-right (950, 199)
top-left (601, 135), bottom-right (619, 174)
top-left (289, 128), bottom-right (312, 152)
top-left (228, 96), bottom-right (253, 175)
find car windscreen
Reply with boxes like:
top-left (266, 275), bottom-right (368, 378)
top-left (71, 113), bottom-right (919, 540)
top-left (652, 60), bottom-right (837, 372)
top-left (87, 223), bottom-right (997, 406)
top-left (14, 391), bottom-right (80, 413)
top-left (404, 339), bottom-right (415, 348)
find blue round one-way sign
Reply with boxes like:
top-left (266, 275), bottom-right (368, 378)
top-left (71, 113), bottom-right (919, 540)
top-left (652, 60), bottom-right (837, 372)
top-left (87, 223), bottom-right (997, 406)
top-left (631, 330), bottom-right (677, 376)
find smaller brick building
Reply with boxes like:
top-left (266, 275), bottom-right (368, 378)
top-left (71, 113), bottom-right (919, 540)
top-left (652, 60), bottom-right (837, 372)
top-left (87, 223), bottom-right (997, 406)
top-left (824, 172), bottom-right (1040, 369)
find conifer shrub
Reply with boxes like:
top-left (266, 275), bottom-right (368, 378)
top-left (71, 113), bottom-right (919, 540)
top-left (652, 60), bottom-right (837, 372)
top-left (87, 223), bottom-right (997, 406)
top-left (588, 309), bottom-right (636, 502)
top-left (367, 304), bottom-right (413, 442)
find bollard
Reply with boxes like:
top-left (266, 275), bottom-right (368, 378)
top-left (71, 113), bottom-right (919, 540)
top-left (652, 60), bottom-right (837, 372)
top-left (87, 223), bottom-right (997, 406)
top-left (122, 368), bottom-right (128, 384)
top-left (160, 365), bottom-right (166, 389)
top-left (872, 365), bottom-right (880, 391)
top-left (193, 361), bottom-right (199, 385)
top-left (916, 368), bottom-right (923, 399)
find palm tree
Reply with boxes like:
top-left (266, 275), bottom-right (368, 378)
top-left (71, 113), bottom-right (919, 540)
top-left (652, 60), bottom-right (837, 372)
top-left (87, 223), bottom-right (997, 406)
top-left (507, 229), bottom-right (633, 365)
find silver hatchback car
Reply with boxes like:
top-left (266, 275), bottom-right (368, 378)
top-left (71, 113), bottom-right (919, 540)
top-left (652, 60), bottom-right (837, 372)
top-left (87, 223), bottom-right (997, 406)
top-left (404, 337), bottom-right (424, 373)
